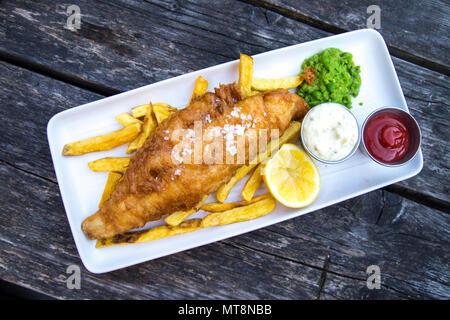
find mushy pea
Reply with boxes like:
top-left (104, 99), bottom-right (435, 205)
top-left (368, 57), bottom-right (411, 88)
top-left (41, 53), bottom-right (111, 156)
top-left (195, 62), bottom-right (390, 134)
top-left (297, 48), bottom-right (361, 109)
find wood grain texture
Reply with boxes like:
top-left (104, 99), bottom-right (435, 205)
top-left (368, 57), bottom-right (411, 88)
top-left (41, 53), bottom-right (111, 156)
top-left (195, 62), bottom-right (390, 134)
top-left (0, 0), bottom-right (448, 204)
top-left (244, 0), bottom-right (450, 74)
top-left (0, 162), bottom-right (323, 299)
top-left (0, 63), bottom-right (448, 299)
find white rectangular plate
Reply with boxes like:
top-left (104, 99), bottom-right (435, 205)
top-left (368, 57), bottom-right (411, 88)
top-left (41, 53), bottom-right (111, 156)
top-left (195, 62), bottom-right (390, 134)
top-left (47, 29), bottom-right (423, 273)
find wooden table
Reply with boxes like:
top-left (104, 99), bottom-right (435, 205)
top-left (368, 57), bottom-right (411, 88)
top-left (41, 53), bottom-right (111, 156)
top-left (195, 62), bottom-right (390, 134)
top-left (0, 0), bottom-right (449, 299)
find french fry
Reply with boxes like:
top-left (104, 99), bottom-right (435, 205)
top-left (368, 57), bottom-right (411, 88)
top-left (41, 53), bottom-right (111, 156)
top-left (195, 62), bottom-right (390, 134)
top-left (131, 104), bottom-right (150, 118)
top-left (201, 193), bottom-right (271, 212)
top-left (189, 76), bottom-right (209, 104)
top-left (216, 121), bottom-right (301, 202)
top-left (153, 103), bottom-right (177, 124)
top-left (238, 54), bottom-right (253, 98)
top-left (88, 157), bottom-right (130, 172)
top-left (251, 76), bottom-right (302, 91)
top-left (115, 112), bottom-right (143, 126)
top-left (99, 172), bottom-right (122, 208)
top-left (241, 164), bottom-right (263, 201)
top-left (95, 219), bottom-right (202, 247)
top-left (62, 122), bottom-right (141, 156)
top-left (200, 196), bottom-right (276, 228)
top-left (127, 103), bottom-right (157, 154)
top-left (165, 194), bottom-right (209, 226)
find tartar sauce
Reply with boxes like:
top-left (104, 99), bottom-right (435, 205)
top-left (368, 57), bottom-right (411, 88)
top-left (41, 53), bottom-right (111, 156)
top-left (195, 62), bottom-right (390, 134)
top-left (302, 103), bottom-right (359, 161)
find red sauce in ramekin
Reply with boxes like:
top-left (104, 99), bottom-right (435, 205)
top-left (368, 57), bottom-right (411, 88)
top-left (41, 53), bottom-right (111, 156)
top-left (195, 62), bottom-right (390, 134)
top-left (363, 111), bottom-right (410, 164)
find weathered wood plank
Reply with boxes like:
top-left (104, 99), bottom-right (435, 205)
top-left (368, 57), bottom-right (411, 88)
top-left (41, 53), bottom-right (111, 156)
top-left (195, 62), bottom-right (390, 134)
top-left (0, 0), bottom-right (448, 204)
top-left (390, 59), bottom-right (450, 208)
top-left (3, 0), bottom-right (279, 92)
top-left (1, 157), bottom-right (448, 299)
top-left (244, 0), bottom-right (450, 74)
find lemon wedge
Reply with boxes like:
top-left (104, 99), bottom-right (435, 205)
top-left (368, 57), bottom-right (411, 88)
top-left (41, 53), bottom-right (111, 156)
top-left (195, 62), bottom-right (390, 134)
top-left (263, 143), bottom-right (320, 208)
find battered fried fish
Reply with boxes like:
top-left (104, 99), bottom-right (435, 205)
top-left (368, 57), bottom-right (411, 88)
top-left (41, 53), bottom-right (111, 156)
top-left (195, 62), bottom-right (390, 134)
top-left (82, 83), bottom-right (309, 240)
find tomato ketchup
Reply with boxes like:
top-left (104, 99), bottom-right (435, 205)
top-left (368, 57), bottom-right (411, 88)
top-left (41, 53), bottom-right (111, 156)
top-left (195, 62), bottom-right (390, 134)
top-left (363, 111), bottom-right (411, 164)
